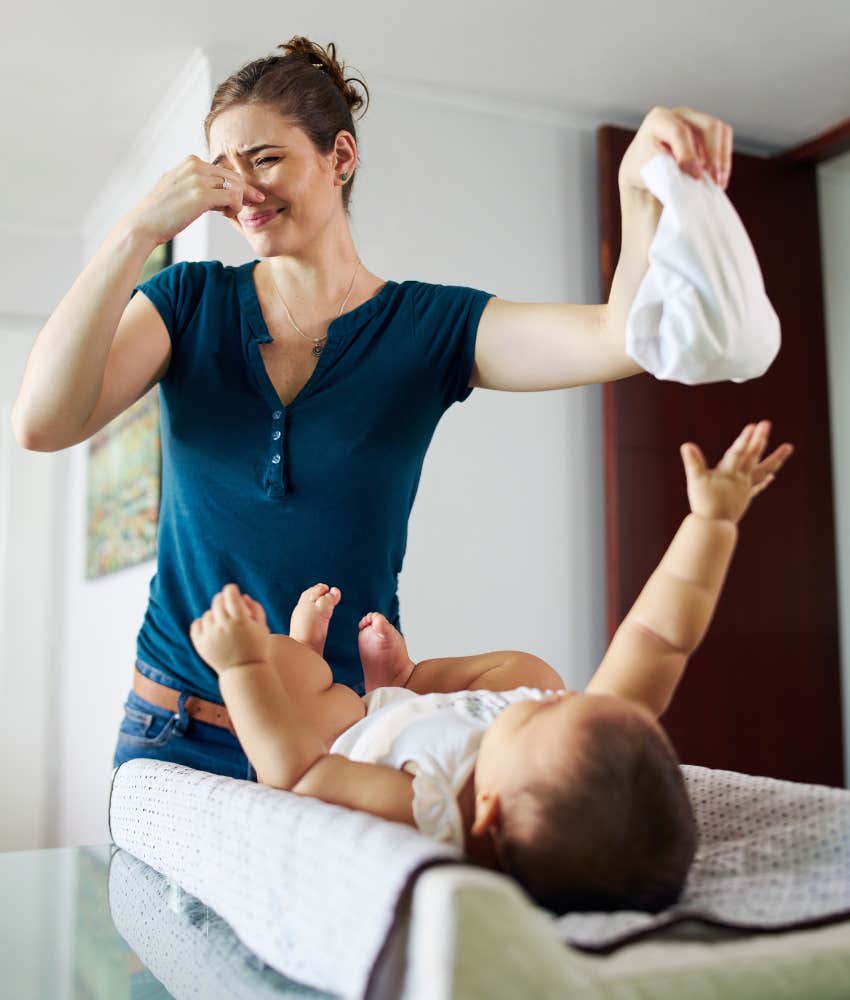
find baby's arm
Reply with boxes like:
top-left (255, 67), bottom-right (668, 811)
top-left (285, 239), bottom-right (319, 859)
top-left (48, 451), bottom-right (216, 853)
top-left (190, 585), bottom-right (328, 788)
top-left (586, 421), bottom-right (793, 717)
top-left (190, 585), bottom-right (419, 828)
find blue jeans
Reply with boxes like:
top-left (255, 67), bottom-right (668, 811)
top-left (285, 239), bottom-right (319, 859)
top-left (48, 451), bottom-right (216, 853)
top-left (112, 659), bottom-right (257, 781)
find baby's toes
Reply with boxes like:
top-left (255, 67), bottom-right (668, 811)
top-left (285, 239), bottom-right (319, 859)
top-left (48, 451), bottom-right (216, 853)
top-left (300, 583), bottom-right (329, 603)
top-left (368, 612), bottom-right (388, 634)
top-left (315, 596), bottom-right (333, 617)
top-left (315, 588), bottom-right (341, 617)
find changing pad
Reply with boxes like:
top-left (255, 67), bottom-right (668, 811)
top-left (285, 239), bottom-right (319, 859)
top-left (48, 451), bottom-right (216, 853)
top-left (109, 759), bottom-right (850, 997)
top-left (108, 759), bottom-right (461, 999)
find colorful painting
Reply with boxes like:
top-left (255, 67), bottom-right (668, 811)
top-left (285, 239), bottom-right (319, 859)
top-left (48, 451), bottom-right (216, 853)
top-left (84, 242), bottom-right (171, 579)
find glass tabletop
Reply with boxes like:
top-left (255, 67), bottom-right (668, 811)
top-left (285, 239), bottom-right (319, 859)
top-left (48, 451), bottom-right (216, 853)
top-left (0, 845), bottom-right (337, 999)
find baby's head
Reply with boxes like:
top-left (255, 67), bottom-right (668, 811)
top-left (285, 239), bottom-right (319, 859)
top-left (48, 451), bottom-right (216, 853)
top-left (472, 691), bottom-right (697, 914)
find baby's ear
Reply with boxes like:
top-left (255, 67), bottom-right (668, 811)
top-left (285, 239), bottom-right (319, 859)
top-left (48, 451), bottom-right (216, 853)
top-left (471, 792), bottom-right (501, 837)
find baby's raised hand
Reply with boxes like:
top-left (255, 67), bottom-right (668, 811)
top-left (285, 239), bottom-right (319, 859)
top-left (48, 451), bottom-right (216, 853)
top-left (681, 420), bottom-right (793, 524)
top-left (189, 583), bottom-right (271, 675)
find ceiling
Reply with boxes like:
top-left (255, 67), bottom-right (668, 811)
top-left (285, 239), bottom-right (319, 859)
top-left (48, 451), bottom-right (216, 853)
top-left (5, 0), bottom-right (849, 233)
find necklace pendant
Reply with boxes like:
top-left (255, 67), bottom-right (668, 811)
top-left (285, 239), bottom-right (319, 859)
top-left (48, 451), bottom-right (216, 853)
top-left (312, 342), bottom-right (324, 358)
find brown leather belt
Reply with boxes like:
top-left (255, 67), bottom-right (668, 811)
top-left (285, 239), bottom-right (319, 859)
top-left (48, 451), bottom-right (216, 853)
top-left (133, 667), bottom-right (236, 735)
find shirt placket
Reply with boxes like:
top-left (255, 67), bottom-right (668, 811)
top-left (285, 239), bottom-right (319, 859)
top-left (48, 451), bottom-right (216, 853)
top-left (265, 407), bottom-right (288, 498)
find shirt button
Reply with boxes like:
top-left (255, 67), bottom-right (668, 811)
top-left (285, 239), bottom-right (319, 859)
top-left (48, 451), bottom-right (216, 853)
top-left (271, 454), bottom-right (281, 464)
top-left (272, 430), bottom-right (281, 441)
top-left (273, 410), bottom-right (282, 420)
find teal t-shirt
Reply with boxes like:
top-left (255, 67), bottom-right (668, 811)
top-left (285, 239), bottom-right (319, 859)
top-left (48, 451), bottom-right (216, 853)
top-left (131, 260), bottom-right (494, 698)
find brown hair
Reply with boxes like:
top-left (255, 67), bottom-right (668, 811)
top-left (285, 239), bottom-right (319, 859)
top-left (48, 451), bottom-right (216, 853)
top-left (204, 36), bottom-right (370, 215)
top-left (495, 711), bottom-right (698, 915)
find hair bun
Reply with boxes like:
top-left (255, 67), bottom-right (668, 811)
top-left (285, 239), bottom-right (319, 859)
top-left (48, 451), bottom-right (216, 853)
top-left (278, 36), bottom-right (368, 117)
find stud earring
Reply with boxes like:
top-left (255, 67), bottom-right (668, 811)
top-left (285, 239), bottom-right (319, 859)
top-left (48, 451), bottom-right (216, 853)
top-left (341, 172), bottom-right (349, 181)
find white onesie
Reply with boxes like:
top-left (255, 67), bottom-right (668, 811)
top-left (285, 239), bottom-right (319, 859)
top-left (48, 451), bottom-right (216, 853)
top-left (329, 685), bottom-right (559, 848)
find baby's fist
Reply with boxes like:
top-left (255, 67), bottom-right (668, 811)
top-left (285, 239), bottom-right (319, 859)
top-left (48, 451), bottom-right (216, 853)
top-left (189, 583), bottom-right (271, 674)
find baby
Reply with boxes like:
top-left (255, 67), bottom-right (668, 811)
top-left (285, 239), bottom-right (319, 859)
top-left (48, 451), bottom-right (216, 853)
top-left (189, 420), bottom-right (792, 914)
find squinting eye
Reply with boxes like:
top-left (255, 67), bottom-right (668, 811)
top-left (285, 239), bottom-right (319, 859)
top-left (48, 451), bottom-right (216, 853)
top-left (255, 157), bottom-right (279, 167)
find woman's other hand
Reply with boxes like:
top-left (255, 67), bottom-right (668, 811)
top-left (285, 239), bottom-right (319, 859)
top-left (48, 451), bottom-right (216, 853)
top-left (123, 154), bottom-right (267, 247)
top-left (189, 583), bottom-right (271, 674)
top-left (681, 420), bottom-right (793, 525)
top-left (618, 106), bottom-right (734, 194)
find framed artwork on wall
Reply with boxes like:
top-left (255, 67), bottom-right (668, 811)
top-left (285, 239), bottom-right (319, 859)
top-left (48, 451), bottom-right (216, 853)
top-left (84, 241), bottom-right (172, 579)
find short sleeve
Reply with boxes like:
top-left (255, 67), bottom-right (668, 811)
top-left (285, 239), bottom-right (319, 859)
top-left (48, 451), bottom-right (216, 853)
top-left (130, 261), bottom-right (208, 351)
top-left (411, 283), bottom-right (496, 408)
top-left (403, 760), bottom-right (466, 848)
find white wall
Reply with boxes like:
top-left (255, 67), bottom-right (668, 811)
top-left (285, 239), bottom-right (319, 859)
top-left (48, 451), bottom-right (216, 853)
top-left (0, 317), bottom-right (66, 850)
top-left (16, 48), bottom-right (609, 848)
top-left (818, 150), bottom-right (850, 786)
top-left (0, 224), bottom-right (83, 851)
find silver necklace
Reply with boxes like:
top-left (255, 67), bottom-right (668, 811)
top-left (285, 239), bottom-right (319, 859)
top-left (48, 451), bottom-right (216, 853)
top-left (269, 260), bottom-right (362, 357)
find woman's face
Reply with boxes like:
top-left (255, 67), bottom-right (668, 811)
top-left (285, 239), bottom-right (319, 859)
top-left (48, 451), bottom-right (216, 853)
top-left (207, 103), bottom-right (352, 255)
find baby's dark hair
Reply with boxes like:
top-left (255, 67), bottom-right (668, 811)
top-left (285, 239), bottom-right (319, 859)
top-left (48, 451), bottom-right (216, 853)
top-left (496, 709), bottom-right (697, 914)
top-left (204, 36), bottom-right (370, 215)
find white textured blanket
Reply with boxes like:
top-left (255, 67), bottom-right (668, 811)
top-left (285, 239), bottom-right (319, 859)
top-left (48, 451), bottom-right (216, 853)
top-left (108, 759), bottom-right (462, 999)
top-left (109, 758), bottom-right (850, 996)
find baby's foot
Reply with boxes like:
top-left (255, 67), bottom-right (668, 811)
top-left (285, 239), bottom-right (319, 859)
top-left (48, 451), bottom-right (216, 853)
top-left (358, 612), bottom-right (416, 692)
top-left (289, 584), bottom-right (341, 657)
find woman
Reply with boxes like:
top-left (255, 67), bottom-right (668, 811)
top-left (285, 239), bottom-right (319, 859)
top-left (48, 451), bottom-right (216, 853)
top-left (11, 37), bottom-right (733, 780)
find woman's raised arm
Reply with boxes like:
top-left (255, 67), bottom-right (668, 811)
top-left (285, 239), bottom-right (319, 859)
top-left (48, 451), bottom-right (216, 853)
top-left (12, 155), bottom-right (265, 451)
top-left (12, 221), bottom-right (162, 450)
top-left (469, 107), bottom-right (733, 393)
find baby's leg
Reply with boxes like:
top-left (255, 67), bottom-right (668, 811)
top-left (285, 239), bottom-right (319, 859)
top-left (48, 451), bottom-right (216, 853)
top-left (268, 585), bottom-right (365, 748)
top-left (357, 611), bottom-right (564, 694)
top-left (266, 634), bottom-right (365, 748)
top-left (406, 650), bottom-right (565, 694)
